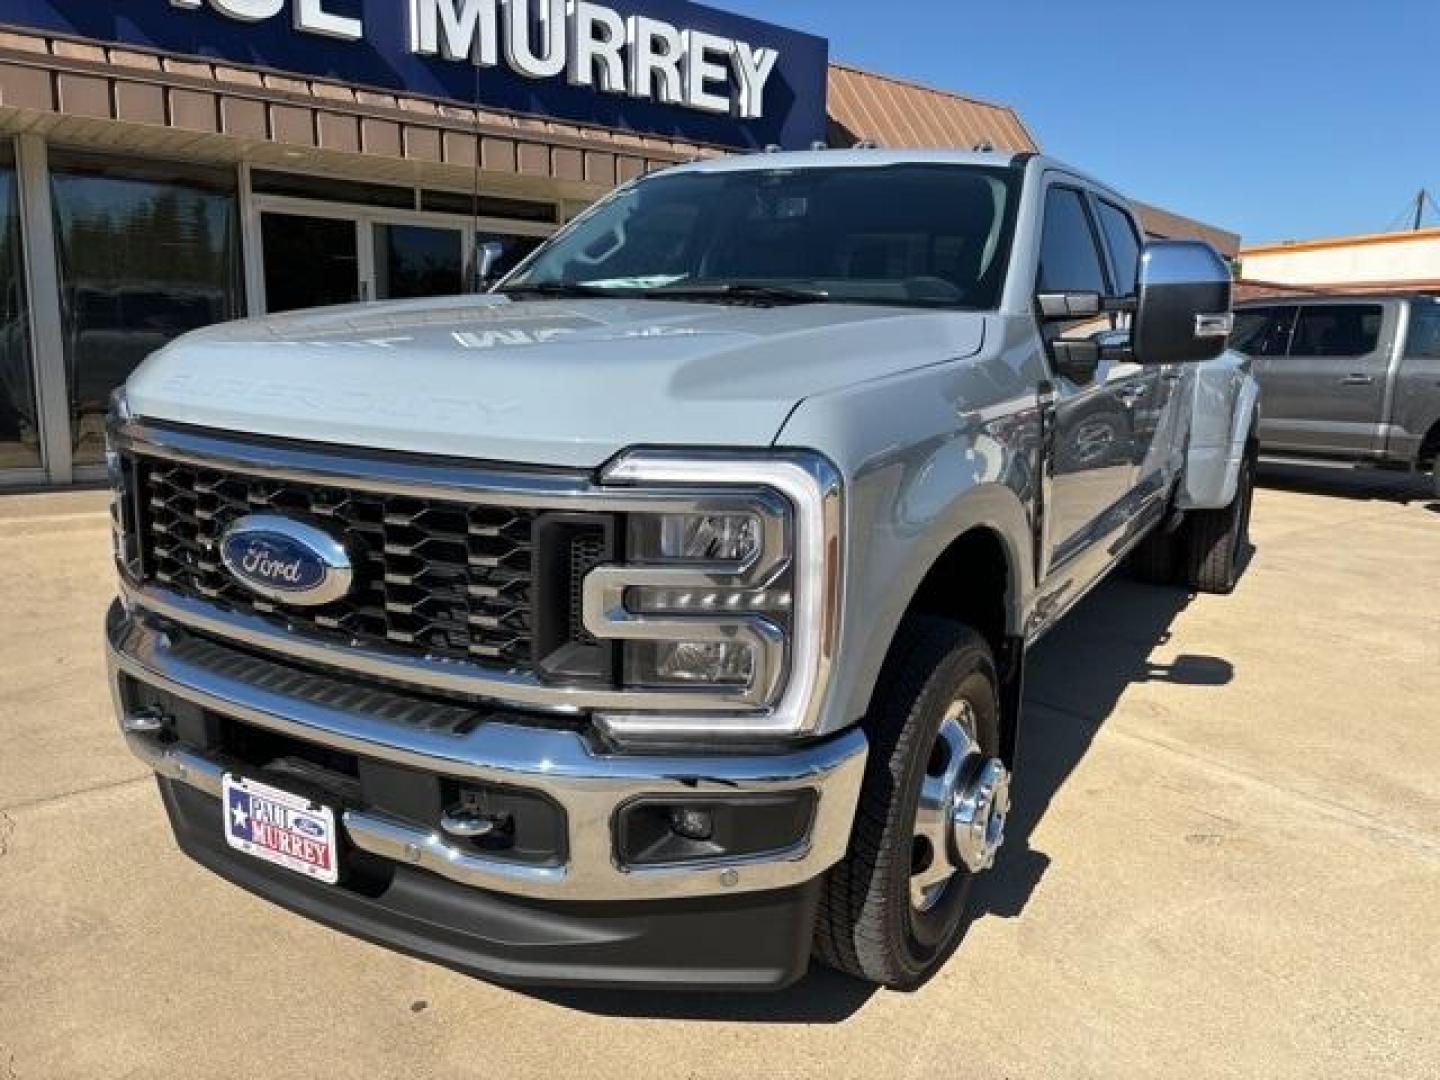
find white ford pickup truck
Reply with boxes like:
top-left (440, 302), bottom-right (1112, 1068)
top-left (106, 150), bottom-right (1259, 990)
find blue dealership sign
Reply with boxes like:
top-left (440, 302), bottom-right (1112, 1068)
top-left (2, 0), bottom-right (829, 149)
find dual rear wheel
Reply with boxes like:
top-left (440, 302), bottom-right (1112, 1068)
top-left (1133, 445), bottom-right (1257, 594)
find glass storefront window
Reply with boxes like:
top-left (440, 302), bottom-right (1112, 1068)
top-left (375, 223), bottom-right (463, 300)
top-left (0, 141), bottom-right (40, 471)
top-left (50, 152), bottom-right (243, 466)
top-left (261, 211), bottom-right (359, 313)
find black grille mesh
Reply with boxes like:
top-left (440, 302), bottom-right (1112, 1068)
top-left (138, 460), bottom-right (536, 669)
top-left (567, 532), bottom-right (607, 645)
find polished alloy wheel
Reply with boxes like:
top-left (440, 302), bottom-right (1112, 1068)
top-left (909, 698), bottom-right (1011, 912)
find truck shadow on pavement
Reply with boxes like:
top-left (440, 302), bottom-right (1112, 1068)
top-left (961, 576), bottom-right (1232, 938)
top-left (528, 574), bottom-right (1235, 1024)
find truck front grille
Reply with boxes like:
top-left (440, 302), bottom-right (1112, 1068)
top-left (137, 460), bottom-right (537, 669)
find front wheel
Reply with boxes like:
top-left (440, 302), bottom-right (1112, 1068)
top-left (814, 616), bottom-right (1009, 989)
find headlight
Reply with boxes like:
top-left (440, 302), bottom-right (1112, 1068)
top-left (647, 513), bottom-right (763, 562)
top-left (585, 450), bottom-right (843, 743)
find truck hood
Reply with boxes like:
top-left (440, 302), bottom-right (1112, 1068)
top-left (127, 295), bottom-right (988, 468)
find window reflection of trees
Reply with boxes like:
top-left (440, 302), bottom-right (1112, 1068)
top-left (0, 149), bottom-right (39, 470)
top-left (50, 155), bottom-right (243, 465)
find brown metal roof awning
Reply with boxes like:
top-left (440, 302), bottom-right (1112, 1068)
top-left (825, 62), bottom-right (1038, 153)
top-left (0, 26), bottom-right (707, 198)
top-left (825, 62), bottom-right (1240, 258)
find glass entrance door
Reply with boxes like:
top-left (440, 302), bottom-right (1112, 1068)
top-left (250, 187), bottom-right (555, 315)
top-left (373, 223), bottom-right (464, 300)
top-left (260, 211), bottom-right (361, 314)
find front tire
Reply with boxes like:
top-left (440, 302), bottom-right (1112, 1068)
top-left (814, 616), bottom-right (1007, 989)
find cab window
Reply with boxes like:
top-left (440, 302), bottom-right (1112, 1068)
top-left (1037, 187), bottom-right (1109, 295)
top-left (1231, 306), bottom-right (1297, 357)
top-left (1290, 305), bottom-right (1382, 357)
top-left (1095, 200), bottom-right (1142, 297)
top-left (1406, 300), bottom-right (1440, 357)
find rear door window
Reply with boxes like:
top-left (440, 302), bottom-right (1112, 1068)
top-left (1406, 300), bottom-right (1440, 357)
top-left (1095, 200), bottom-right (1142, 297)
top-left (1231, 306), bottom-right (1297, 357)
top-left (1291, 304), bottom-right (1383, 357)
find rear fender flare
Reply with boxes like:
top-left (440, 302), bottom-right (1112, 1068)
top-left (1177, 354), bottom-right (1260, 511)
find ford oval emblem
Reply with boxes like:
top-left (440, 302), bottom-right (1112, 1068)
top-left (219, 514), bottom-right (354, 607)
top-left (292, 816), bottom-right (326, 839)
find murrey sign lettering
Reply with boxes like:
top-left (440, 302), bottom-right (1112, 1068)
top-left (168, 0), bottom-right (779, 118)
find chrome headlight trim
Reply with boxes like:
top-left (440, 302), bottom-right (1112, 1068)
top-left (590, 449), bottom-right (844, 742)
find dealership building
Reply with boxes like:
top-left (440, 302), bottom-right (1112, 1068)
top-left (0, 1), bottom-right (1236, 487)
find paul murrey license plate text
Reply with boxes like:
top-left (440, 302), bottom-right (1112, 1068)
top-left (223, 775), bottom-right (339, 885)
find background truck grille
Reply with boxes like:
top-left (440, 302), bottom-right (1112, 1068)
top-left (138, 461), bottom-right (537, 669)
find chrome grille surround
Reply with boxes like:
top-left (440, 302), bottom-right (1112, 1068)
top-left (108, 419), bottom-right (841, 732)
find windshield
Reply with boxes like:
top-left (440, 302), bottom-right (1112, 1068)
top-left (504, 163), bottom-right (1021, 310)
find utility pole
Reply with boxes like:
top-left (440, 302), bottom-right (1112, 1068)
top-left (1414, 189), bottom-right (1428, 231)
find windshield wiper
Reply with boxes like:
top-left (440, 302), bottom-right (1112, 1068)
top-left (496, 282), bottom-right (615, 299)
top-left (641, 283), bottom-right (832, 306)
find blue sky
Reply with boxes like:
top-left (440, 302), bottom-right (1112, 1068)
top-left (721, 0), bottom-right (1440, 244)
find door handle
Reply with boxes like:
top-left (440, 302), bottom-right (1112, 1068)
top-left (1339, 374), bottom-right (1375, 386)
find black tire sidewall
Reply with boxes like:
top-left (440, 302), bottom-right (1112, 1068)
top-left (875, 628), bottom-right (1001, 982)
top-left (1232, 453), bottom-right (1256, 561)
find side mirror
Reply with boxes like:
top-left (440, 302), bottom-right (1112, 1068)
top-left (1133, 241), bottom-right (1234, 364)
top-left (475, 241), bottom-right (506, 290)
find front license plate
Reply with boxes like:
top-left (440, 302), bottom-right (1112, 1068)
top-left (222, 774), bottom-right (339, 885)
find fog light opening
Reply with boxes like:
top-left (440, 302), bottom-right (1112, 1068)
top-left (669, 806), bottom-right (715, 842)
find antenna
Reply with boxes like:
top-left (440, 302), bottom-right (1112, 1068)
top-left (470, 51), bottom-right (484, 290)
top-left (1414, 189), bottom-right (1426, 232)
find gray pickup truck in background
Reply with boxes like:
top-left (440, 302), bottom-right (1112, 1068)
top-left (105, 150), bottom-right (1258, 991)
top-left (1234, 293), bottom-right (1440, 495)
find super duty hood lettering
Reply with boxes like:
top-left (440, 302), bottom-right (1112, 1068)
top-left (127, 297), bottom-right (988, 468)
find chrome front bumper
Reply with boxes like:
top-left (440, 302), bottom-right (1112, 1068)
top-left (107, 603), bottom-right (867, 903)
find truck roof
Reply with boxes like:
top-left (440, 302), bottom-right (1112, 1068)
top-left (1235, 292), bottom-right (1440, 307)
top-left (667, 148), bottom-right (1033, 174)
top-left (662, 148), bottom-right (1121, 204)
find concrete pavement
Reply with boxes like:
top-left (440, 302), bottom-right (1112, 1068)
top-left (1, 469), bottom-right (1437, 1079)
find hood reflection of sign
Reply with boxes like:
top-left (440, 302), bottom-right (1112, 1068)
top-left (168, 0), bottom-right (780, 117)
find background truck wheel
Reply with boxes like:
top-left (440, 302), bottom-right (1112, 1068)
top-left (814, 616), bottom-right (1007, 989)
top-left (1182, 446), bottom-right (1257, 595)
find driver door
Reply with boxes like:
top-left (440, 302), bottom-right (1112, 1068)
top-left (1035, 184), bottom-right (1150, 575)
